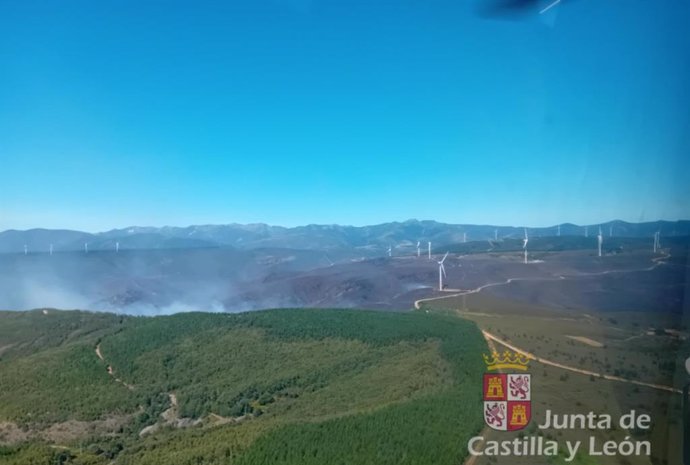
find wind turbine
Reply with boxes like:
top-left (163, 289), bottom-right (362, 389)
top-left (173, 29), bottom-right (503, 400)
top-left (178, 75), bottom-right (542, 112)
top-left (416, 241), bottom-right (421, 258)
top-left (494, 229), bottom-right (498, 241)
top-left (656, 231), bottom-right (661, 249)
top-left (84, 242), bottom-right (89, 254)
top-left (463, 232), bottom-right (467, 243)
top-left (657, 231), bottom-right (661, 251)
top-left (387, 245), bottom-right (392, 257)
top-left (584, 226), bottom-right (588, 238)
top-left (523, 228), bottom-right (529, 264)
top-left (49, 244), bottom-right (53, 256)
top-left (23, 245), bottom-right (28, 255)
top-left (116, 242), bottom-right (120, 253)
top-left (653, 231), bottom-right (660, 253)
top-left (597, 227), bottom-right (603, 257)
top-left (428, 242), bottom-right (431, 260)
top-left (437, 252), bottom-right (449, 291)
top-left (557, 224), bottom-right (561, 237)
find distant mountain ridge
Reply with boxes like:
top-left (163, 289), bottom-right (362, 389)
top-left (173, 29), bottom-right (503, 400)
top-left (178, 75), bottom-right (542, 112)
top-left (1, 219), bottom-right (688, 254)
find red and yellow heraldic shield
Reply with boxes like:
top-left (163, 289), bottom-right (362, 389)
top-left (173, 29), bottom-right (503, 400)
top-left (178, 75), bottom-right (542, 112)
top-left (483, 374), bottom-right (507, 400)
top-left (483, 373), bottom-right (531, 431)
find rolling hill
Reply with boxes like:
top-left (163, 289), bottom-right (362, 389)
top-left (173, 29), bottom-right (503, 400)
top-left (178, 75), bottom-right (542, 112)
top-left (2, 234), bottom-right (687, 315)
top-left (0, 308), bottom-right (486, 465)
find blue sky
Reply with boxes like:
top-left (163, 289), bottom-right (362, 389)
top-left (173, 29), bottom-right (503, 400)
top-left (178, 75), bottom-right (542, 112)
top-left (1, 0), bottom-right (688, 232)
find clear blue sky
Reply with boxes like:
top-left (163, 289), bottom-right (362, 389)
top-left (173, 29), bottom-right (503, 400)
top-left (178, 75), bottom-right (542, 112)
top-left (1, 0), bottom-right (688, 232)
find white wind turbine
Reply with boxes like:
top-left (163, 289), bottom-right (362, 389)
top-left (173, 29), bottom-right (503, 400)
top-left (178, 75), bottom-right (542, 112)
top-left (84, 242), bottom-right (89, 254)
top-left (463, 232), bottom-right (467, 243)
top-left (428, 241), bottom-right (431, 260)
top-left (597, 227), bottom-right (603, 257)
top-left (653, 231), bottom-right (660, 253)
top-left (557, 224), bottom-right (561, 237)
top-left (494, 229), bottom-right (498, 241)
top-left (49, 244), bottom-right (53, 256)
top-left (387, 244), bottom-right (392, 257)
top-left (416, 241), bottom-right (421, 258)
top-left (656, 231), bottom-right (661, 249)
top-left (116, 242), bottom-right (120, 253)
top-left (584, 225), bottom-right (588, 238)
top-left (522, 228), bottom-right (529, 264)
top-left (437, 252), bottom-right (449, 291)
top-left (24, 244), bottom-right (28, 255)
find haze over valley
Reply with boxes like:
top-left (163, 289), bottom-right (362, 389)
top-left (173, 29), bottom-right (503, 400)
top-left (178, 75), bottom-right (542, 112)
top-left (1, 219), bottom-right (687, 316)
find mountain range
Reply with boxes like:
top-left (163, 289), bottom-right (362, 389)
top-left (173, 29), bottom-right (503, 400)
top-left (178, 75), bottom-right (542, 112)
top-left (2, 219), bottom-right (688, 254)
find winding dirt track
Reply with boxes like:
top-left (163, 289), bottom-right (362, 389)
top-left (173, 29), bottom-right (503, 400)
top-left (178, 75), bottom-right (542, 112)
top-left (414, 253), bottom-right (671, 310)
top-left (482, 330), bottom-right (681, 394)
top-left (95, 343), bottom-right (134, 390)
top-left (415, 251), bottom-right (671, 310)
top-left (415, 252), bottom-right (681, 394)
top-left (95, 344), bottom-right (104, 362)
top-left (454, 252), bottom-right (677, 465)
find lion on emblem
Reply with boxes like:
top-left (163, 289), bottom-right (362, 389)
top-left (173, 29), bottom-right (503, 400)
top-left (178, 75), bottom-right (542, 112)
top-left (509, 375), bottom-right (530, 400)
top-left (485, 402), bottom-right (506, 427)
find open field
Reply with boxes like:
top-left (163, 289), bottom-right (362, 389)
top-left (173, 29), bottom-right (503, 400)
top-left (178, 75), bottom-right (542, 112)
top-left (418, 289), bottom-right (688, 465)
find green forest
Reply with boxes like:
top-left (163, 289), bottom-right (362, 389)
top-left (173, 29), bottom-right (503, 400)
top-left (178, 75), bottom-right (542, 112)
top-left (0, 308), bottom-right (486, 464)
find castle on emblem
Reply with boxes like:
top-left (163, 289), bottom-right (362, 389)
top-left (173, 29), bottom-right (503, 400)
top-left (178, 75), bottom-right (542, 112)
top-left (487, 376), bottom-right (504, 398)
top-left (483, 374), bottom-right (507, 400)
top-left (509, 403), bottom-right (529, 427)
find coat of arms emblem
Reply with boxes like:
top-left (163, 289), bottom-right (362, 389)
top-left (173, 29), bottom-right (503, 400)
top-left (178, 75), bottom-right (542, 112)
top-left (482, 350), bottom-right (531, 431)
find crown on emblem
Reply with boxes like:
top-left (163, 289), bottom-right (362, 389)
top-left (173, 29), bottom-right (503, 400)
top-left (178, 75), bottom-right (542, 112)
top-left (483, 350), bottom-right (531, 371)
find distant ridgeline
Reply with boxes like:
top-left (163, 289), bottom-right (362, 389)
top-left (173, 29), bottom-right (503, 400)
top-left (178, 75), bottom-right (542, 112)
top-left (0, 219), bottom-right (688, 254)
top-left (0, 308), bottom-right (485, 465)
top-left (443, 234), bottom-right (690, 254)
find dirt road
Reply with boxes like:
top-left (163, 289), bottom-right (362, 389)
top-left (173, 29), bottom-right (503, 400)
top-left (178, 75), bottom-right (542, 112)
top-left (95, 344), bottom-right (104, 361)
top-left (482, 330), bottom-right (681, 394)
top-left (95, 344), bottom-right (135, 390)
top-left (414, 251), bottom-right (671, 310)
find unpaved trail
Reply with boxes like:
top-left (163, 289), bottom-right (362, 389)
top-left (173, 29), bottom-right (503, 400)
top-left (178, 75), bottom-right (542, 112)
top-left (461, 327), bottom-right (679, 465)
top-left (160, 393), bottom-right (179, 423)
top-left (482, 330), bottom-right (681, 394)
top-left (95, 344), bottom-right (104, 361)
top-left (0, 344), bottom-right (15, 356)
top-left (415, 251), bottom-right (672, 310)
top-left (415, 275), bottom-right (565, 309)
top-left (413, 252), bottom-right (680, 394)
top-left (565, 335), bottom-right (604, 348)
top-left (432, 252), bottom-right (678, 465)
top-left (95, 344), bottom-right (134, 390)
